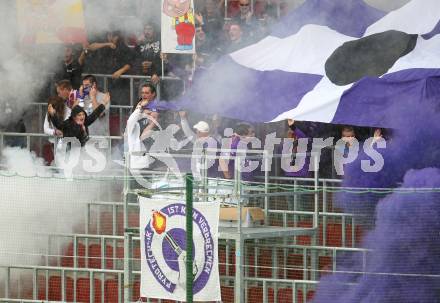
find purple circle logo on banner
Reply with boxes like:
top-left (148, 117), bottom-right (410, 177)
top-left (144, 203), bottom-right (214, 294)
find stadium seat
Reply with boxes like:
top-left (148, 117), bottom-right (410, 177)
top-left (109, 114), bottom-right (121, 136)
top-left (87, 243), bottom-right (114, 269)
top-left (296, 221), bottom-right (313, 245)
top-left (346, 224), bottom-right (363, 247)
top-left (318, 255), bottom-right (333, 276)
top-left (277, 288), bottom-right (293, 303)
top-left (133, 244), bottom-right (141, 260)
top-left (100, 211), bottom-right (115, 235)
top-left (247, 249), bottom-right (256, 276)
top-left (61, 242), bottom-right (86, 267)
top-left (229, 248), bottom-right (236, 276)
top-left (221, 286), bottom-right (234, 303)
top-left (76, 278), bottom-right (102, 302)
top-left (219, 246), bottom-right (227, 276)
top-left (325, 223), bottom-right (343, 247)
top-left (104, 279), bottom-right (119, 303)
top-left (37, 275), bottom-right (47, 300)
top-left (247, 286), bottom-right (274, 303)
top-left (257, 249), bottom-right (273, 278)
top-left (269, 218), bottom-right (284, 227)
top-left (132, 280), bottom-right (141, 301)
top-left (115, 210), bottom-right (139, 235)
top-left (286, 254), bottom-right (304, 280)
top-left (46, 276), bottom-right (74, 301)
top-left (42, 142), bottom-right (54, 165)
top-left (307, 290), bottom-right (315, 301)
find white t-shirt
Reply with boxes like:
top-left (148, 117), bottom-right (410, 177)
top-left (43, 106), bottom-right (71, 144)
top-left (82, 92), bottom-right (110, 136)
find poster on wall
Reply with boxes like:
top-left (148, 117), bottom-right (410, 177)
top-left (139, 197), bottom-right (220, 301)
top-left (161, 0), bottom-right (196, 54)
top-left (16, 0), bottom-right (87, 44)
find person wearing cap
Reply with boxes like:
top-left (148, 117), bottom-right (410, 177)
top-left (178, 111), bottom-right (220, 177)
top-left (47, 94), bottom-right (110, 147)
top-left (193, 121), bottom-right (210, 137)
top-left (178, 111), bottom-right (212, 142)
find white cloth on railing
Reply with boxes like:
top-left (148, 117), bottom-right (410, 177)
top-left (43, 107), bottom-right (71, 144)
top-left (83, 92), bottom-right (110, 136)
top-left (125, 108), bottom-right (150, 169)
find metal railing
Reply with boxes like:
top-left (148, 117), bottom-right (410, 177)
top-left (0, 147), bottom-right (364, 303)
top-left (86, 73), bottom-right (184, 107)
top-left (29, 103), bottom-right (132, 136)
top-left (0, 132), bottom-right (124, 164)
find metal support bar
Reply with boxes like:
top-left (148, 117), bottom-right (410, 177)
top-left (124, 232), bottom-right (133, 302)
top-left (186, 173), bottom-right (194, 303)
top-left (310, 155), bottom-right (319, 280)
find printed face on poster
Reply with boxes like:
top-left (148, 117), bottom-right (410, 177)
top-left (161, 0), bottom-right (196, 54)
top-left (139, 197), bottom-right (220, 301)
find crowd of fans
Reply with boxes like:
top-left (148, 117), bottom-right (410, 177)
top-left (0, 0), bottom-right (389, 180)
top-left (56, 0), bottom-right (291, 102)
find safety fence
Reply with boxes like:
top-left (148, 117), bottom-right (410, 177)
top-left (1, 149), bottom-right (436, 302)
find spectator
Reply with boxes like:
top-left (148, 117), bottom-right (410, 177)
top-left (179, 111), bottom-right (216, 144)
top-left (129, 83), bottom-right (160, 142)
top-left (77, 75), bottom-right (111, 136)
top-left (284, 119), bottom-right (310, 177)
top-left (265, 0), bottom-right (282, 19)
top-left (280, 1), bottom-right (290, 17)
top-left (134, 22), bottom-right (161, 84)
top-left (341, 126), bottom-right (357, 147)
top-left (219, 122), bottom-right (258, 181)
top-left (87, 30), bottom-right (134, 78)
top-left (0, 102), bottom-right (26, 148)
top-left (234, 0), bottom-right (257, 34)
top-left (194, 26), bottom-right (219, 68)
top-left (55, 80), bottom-right (77, 109)
top-left (55, 45), bottom-right (85, 89)
top-left (195, 0), bottom-right (224, 45)
top-left (157, 53), bottom-right (187, 101)
top-left (47, 97), bottom-right (109, 147)
top-left (43, 96), bottom-right (72, 161)
top-left (86, 30), bottom-right (135, 105)
top-left (177, 111), bottom-right (218, 175)
top-left (334, 125), bottom-right (358, 160)
top-left (225, 22), bottom-right (248, 53)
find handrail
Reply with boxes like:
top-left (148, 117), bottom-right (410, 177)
top-left (84, 73), bottom-right (184, 106)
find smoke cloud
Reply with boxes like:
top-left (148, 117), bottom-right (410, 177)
top-left (0, 147), bottom-right (118, 267)
top-left (313, 168), bottom-right (440, 303)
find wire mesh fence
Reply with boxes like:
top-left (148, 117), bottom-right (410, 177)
top-left (0, 169), bottom-right (439, 302)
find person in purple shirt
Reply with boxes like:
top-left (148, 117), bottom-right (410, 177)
top-left (284, 119), bottom-right (310, 178)
top-left (219, 122), bottom-right (259, 182)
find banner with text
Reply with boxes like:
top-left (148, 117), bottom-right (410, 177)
top-left (140, 197), bottom-right (220, 301)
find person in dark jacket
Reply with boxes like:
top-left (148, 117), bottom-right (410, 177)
top-left (47, 95), bottom-right (109, 146)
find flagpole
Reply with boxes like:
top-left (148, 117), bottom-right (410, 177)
top-left (186, 173), bottom-right (194, 303)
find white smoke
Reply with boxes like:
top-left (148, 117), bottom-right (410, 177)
top-left (0, 147), bottom-right (122, 269)
top-left (0, 0), bottom-right (63, 128)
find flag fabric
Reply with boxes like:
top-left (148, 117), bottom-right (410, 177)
top-left (16, 0), bottom-right (87, 44)
top-left (161, 0), bottom-right (196, 54)
top-left (179, 0), bottom-right (440, 128)
top-left (139, 197), bottom-right (221, 301)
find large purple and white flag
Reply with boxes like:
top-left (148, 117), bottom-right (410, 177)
top-left (179, 0), bottom-right (440, 128)
top-left (140, 197), bottom-right (220, 301)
